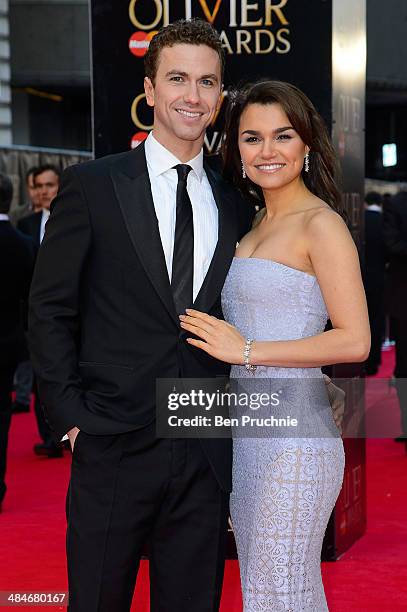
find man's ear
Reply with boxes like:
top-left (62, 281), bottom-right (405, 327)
top-left (144, 77), bottom-right (155, 107)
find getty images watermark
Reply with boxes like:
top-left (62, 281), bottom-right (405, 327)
top-left (156, 378), bottom-right (342, 439)
top-left (166, 386), bottom-right (299, 430)
top-left (156, 377), bottom-right (407, 439)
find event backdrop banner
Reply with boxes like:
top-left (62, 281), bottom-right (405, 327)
top-left (90, 0), bottom-right (367, 560)
top-left (91, 0), bottom-right (332, 157)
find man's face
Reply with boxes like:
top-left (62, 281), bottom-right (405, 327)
top-left (34, 170), bottom-right (59, 210)
top-left (27, 172), bottom-right (42, 211)
top-left (144, 44), bottom-right (222, 156)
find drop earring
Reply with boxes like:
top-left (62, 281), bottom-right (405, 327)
top-left (241, 160), bottom-right (246, 179)
top-left (304, 152), bottom-right (310, 173)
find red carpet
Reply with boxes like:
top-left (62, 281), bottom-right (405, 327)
top-left (1, 348), bottom-right (407, 611)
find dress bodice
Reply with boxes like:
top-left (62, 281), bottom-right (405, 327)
top-left (221, 257), bottom-right (328, 379)
top-left (223, 257), bottom-right (344, 612)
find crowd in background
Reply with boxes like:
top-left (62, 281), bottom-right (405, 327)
top-left (0, 165), bottom-right (65, 511)
top-left (0, 168), bottom-right (407, 512)
top-left (364, 189), bottom-right (407, 441)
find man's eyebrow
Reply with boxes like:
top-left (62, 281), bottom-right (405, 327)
top-left (241, 126), bottom-right (294, 135)
top-left (165, 70), bottom-right (219, 82)
top-left (165, 70), bottom-right (188, 78)
top-left (200, 73), bottom-right (219, 82)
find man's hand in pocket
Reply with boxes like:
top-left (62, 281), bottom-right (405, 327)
top-left (67, 426), bottom-right (80, 451)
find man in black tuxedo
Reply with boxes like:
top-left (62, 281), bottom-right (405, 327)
top-left (0, 173), bottom-right (34, 511)
top-left (29, 20), bottom-right (254, 611)
top-left (29, 19), bottom-right (343, 612)
top-left (383, 190), bottom-right (407, 439)
top-left (18, 165), bottom-right (63, 457)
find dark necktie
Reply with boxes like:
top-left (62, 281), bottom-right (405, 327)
top-left (171, 164), bottom-right (194, 316)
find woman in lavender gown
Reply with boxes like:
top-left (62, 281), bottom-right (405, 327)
top-left (179, 81), bottom-right (370, 611)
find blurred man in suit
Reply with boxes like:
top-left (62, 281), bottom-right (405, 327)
top-left (364, 192), bottom-right (386, 375)
top-left (383, 190), bottom-right (407, 440)
top-left (18, 165), bottom-right (60, 247)
top-left (0, 173), bottom-right (34, 510)
top-left (18, 164), bottom-right (62, 457)
top-left (12, 167), bottom-right (41, 413)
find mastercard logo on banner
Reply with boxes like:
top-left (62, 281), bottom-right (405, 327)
top-left (131, 131), bottom-right (149, 149)
top-left (129, 31), bottom-right (157, 57)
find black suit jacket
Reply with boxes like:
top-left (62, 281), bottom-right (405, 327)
top-left (0, 221), bottom-right (35, 366)
top-left (17, 211), bottom-right (43, 247)
top-left (383, 191), bottom-right (407, 320)
top-left (28, 144), bottom-right (253, 491)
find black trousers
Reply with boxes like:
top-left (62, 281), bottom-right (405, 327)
top-left (33, 379), bottom-right (55, 446)
top-left (66, 425), bottom-right (229, 612)
top-left (0, 364), bottom-right (16, 503)
top-left (394, 318), bottom-right (407, 436)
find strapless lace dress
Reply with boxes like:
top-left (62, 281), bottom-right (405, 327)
top-left (222, 258), bottom-right (345, 612)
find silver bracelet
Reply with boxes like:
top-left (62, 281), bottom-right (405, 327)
top-left (243, 338), bottom-right (257, 374)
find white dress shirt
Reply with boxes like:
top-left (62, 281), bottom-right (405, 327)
top-left (144, 132), bottom-right (218, 301)
top-left (40, 209), bottom-right (50, 243)
top-left (0, 214), bottom-right (9, 221)
top-left (366, 204), bottom-right (382, 213)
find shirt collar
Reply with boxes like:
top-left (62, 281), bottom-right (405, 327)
top-left (144, 131), bottom-right (204, 182)
top-left (366, 204), bottom-right (382, 213)
top-left (0, 214), bottom-right (9, 221)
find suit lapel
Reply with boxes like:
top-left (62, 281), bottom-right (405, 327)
top-left (193, 162), bottom-right (237, 314)
top-left (111, 146), bottom-right (237, 323)
top-left (110, 143), bottom-right (179, 326)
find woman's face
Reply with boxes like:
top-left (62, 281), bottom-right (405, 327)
top-left (238, 102), bottom-right (309, 191)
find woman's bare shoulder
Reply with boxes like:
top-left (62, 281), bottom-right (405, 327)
top-left (303, 199), bottom-right (346, 233)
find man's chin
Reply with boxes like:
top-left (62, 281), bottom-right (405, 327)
top-left (173, 126), bottom-right (206, 143)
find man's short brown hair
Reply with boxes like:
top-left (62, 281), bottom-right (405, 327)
top-left (144, 18), bottom-right (225, 84)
